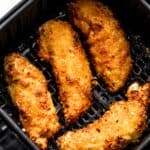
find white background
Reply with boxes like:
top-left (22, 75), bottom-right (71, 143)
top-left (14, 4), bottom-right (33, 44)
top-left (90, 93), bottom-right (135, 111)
top-left (0, 0), bottom-right (22, 19)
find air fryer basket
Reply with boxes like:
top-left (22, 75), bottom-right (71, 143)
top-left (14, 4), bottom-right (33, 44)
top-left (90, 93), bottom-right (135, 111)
top-left (0, 0), bottom-right (150, 150)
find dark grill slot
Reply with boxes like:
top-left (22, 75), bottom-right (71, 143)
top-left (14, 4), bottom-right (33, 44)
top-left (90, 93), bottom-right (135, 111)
top-left (147, 0), bottom-right (150, 4)
top-left (134, 134), bottom-right (150, 150)
top-left (0, 109), bottom-right (39, 150)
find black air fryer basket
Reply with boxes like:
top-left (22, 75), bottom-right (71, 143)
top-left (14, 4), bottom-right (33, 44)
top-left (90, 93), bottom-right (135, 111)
top-left (0, 0), bottom-right (150, 150)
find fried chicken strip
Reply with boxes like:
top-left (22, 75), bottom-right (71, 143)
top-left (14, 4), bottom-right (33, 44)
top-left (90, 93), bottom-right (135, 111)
top-left (57, 82), bottom-right (150, 150)
top-left (37, 20), bottom-right (92, 124)
top-left (68, 0), bottom-right (132, 92)
top-left (4, 53), bottom-right (61, 150)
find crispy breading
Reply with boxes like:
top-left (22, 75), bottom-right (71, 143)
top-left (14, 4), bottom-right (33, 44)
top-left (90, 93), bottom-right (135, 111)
top-left (37, 20), bottom-right (92, 124)
top-left (68, 0), bottom-right (133, 92)
top-left (4, 53), bottom-right (61, 150)
top-left (127, 82), bottom-right (150, 107)
top-left (57, 82), bottom-right (150, 150)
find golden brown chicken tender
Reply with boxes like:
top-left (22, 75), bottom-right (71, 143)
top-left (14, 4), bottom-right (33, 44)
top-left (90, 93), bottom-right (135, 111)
top-left (68, 0), bottom-right (133, 92)
top-left (4, 53), bottom-right (61, 150)
top-left (127, 82), bottom-right (150, 107)
top-left (57, 82), bottom-right (150, 150)
top-left (37, 20), bottom-right (92, 124)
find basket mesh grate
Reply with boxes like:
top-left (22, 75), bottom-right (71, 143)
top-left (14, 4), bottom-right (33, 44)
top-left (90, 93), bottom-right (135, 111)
top-left (0, 11), bottom-right (149, 150)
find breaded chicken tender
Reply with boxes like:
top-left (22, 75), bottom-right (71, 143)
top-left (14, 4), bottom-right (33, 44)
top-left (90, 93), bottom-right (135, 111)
top-left (4, 53), bottom-right (61, 150)
top-left (37, 20), bottom-right (92, 124)
top-left (57, 82), bottom-right (150, 150)
top-left (68, 0), bottom-right (133, 92)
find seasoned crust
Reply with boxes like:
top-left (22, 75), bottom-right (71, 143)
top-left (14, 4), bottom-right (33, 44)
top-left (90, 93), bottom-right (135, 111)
top-left (68, 0), bottom-right (133, 92)
top-left (37, 19), bottom-right (92, 124)
top-left (127, 82), bottom-right (150, 107)
top-left (4, 53), bottom-right (61, 150)
top-left (57, 82), bottom-right (150, 150)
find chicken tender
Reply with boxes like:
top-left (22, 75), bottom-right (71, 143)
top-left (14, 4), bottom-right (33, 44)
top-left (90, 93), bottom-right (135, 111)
top-left (57, 82), bottom-right (150, 150)
top-left (127, 82), bottom-right (150, 107)
top-left (4, 53), bottom-right (61, 150)
top-left (37, 20), bottom-right (92, 124)
top-left (68, 0), bottom-right (133, 92)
